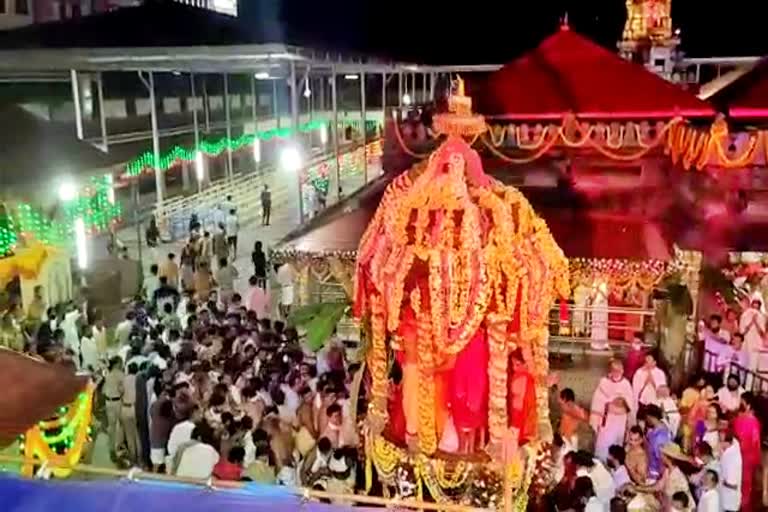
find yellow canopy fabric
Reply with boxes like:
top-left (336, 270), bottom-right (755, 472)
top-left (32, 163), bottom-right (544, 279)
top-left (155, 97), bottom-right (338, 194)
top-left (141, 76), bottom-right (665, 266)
top-left (0, 244), bottom-right (55, 288)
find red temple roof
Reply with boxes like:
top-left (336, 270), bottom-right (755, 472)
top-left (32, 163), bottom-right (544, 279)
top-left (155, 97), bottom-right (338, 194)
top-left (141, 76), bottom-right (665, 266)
top-left (476, 27), bottom-right (714, 121)
top-left (707, 58), bottom-right (768, 119)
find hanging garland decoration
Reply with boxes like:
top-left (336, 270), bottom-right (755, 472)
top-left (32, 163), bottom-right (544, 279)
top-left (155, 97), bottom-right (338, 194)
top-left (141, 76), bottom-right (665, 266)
top-left (666, 116), bottom-right (768, 170)
top-left (20, 384), bottom-right (94, 478)
top-left (394, 114), bottom-right (679, 163)
top-left (481, 115), bottom-right (680, 163)
top-left (568, 256), bottom-right (683, 294)
top-left (391, 118), bottom-right (443, 158)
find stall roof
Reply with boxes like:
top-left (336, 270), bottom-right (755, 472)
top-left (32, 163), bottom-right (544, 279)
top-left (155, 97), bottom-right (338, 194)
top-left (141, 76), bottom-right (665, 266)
top-left (706, 57), bottom-right (768, 119)
top-left (0, 105), bottom-right (122, 194)
top-left (0, 2), bottom-right (418, 74)
top-left (475, 25), bottom-right (715, 121)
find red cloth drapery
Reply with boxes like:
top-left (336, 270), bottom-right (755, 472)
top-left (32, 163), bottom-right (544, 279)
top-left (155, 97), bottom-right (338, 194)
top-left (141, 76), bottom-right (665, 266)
top-left (0, 349), bottom-right (88, 446)
top-left (475, 26), bottom-right (713, 120)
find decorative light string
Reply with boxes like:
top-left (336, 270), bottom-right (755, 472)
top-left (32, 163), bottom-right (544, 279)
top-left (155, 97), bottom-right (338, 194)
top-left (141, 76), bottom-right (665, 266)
top-left (393, 115), bottom-right (679, 163)
top-left (0, 176), bottom-right (120, 256)
top-left (667, 117), bottom-right (768, 170)
top-left (124, 119), bottom-right (381, 178)
top-left (20, 385), bottom-right (94, 479)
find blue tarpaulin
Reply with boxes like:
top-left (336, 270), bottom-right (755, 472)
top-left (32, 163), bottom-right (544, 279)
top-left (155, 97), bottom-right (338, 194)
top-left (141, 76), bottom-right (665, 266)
top-left (1, 475), bottom-right (374, 512)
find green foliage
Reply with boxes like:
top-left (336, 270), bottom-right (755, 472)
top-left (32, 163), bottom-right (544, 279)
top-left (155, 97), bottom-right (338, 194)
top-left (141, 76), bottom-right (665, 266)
top-left (288, 301), bottom-right (349, 352)
top-left (700, 264), bottom-right (735, 305)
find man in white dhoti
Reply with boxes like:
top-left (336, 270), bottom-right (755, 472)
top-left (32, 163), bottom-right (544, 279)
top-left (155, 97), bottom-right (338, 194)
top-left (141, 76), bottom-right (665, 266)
top-left (739, 297), bottom-right (766, 376)
top-left (572, 279), bottom-right (590, 336)
top-left (631, 351), bottom-right (667, 413)
top-left (590, 359), bottom-right (636, 462)
top-left (590, 281), bottom-right (609, 350)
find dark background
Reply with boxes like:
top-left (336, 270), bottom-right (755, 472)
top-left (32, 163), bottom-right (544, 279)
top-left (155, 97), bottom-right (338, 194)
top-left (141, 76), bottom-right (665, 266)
top-left (240, 0), bottom-right (768, 63)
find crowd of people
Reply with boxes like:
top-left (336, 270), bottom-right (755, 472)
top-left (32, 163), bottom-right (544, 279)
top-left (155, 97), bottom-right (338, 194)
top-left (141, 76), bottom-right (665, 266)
top-left (98, 213), bottom-right (362, 492)
top-left (547, 334), bottom-right (762, 511)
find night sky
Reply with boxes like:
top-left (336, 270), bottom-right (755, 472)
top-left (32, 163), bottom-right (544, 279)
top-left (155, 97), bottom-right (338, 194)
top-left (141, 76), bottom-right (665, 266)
top-left (240, 0), bottom-right (768, 64)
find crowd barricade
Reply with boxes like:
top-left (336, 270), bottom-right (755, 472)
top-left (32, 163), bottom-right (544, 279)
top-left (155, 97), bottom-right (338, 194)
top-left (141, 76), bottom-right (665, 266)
top-left (154, 139), bottom-right (381, 242)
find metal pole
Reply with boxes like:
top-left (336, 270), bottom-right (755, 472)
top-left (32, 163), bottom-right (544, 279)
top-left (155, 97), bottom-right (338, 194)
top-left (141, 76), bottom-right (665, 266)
top-left (381, 72), bottom-right (386, 132)
top-left (70, 69), bottom-right (84, 140)
top-left (190, 73), bottom-right (202, 192)
top-left (147, 71), bottom-right (163, 204)
top-left (308, 76), bottom-right (313, 121)
top-left (251, 73), bottom-right (259, 173)
top-left (430, 71), bottom-right (436, 100)
top-left (133, 178), bottom-right (143, 269)
top-left (398, 71), bottom-right (403, 107)
top-left (251, 74), bottom-right (258, 127)
top-left (360, 71), bottom-right (367, 184)
top-left (319, 74), bottom-right (325, 113)
top-left (224, 73), bottom-right (233, 178)
top-left (202, 76), bottom-right (210, 132)
top-left (290, 61), bottom-right (303, 223)
top-left (272, 79), bottom-right (279, 129)
top-left (96, 72), bottom-right (108, 151)
top-left (411, 72), bottom-right (416, 104)
top-left (331, 66), bottom-right (341, 201)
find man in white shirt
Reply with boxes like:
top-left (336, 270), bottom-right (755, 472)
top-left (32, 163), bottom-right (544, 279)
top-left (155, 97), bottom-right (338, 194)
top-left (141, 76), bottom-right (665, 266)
top-left (114, 312), bottom-right (135, 347)
top-left (281, 373), bottom-right (302, 420)
top-left (719, 433), bottom-right (742, 512)
top-left (717, 374), bottom-right (744, 415)
top-left (174, 425), bottom-right (220, 479)
top-left (701, 314), bottom-right (731, 375)
top-left (740, 298), bottom-right (766, 373)
top-left (166, 408), bottom-right (199, 468)
top-left (574, 451), bottom-right (616, 509)
top-left (697, 469), bottom-right (720, 512)
top-left (144, 264), bottom-right (161, 304)
top-left (631, 352), bottom-right (667, 412)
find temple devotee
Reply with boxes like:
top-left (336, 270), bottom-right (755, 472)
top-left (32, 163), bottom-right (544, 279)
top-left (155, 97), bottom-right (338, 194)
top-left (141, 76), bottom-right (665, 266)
top-left (631, 351), bottom-right (667, 415)
top-left (590, 359), bottom-right (636, 461)
top-left (739, 297), bottom-right (766, 375)
top-left (716, 374), bottom-right (743, 417)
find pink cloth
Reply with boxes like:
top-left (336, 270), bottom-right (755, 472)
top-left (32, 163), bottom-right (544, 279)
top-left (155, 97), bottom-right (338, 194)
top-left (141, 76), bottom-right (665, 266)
top-left (450, 329), bottom-right (488, 430)
top-left (733, 411), bottom-right (761, 510)
top-left (247, 286), bottom-right (271, 318)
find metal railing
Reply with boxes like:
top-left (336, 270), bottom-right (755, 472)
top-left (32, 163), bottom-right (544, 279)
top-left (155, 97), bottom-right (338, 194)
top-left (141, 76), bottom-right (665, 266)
top-left (547, 304), bottom-right (659, 354)
top-left (154, 139), bottom-right (381, 241)
top-left (700, 348), bottom-right (768, 394)
top-left (0, 455), bottom-right (488, 512)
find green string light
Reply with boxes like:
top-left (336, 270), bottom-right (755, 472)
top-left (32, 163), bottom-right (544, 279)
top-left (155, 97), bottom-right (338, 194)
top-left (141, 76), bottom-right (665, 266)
top-left (124, 119), bottom-right (327, 176)
top-left (0, 176), bottom-right (121, 256)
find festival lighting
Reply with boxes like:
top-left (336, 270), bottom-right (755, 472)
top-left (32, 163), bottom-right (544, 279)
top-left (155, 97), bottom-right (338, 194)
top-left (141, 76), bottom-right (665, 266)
top-left (124, 119), bottom-right (325, 176)
top-left (194, 150), bottom-right (205, 182)
top-left (252, 138), bottom-right (261, 164)
top-left (402, 93), bottom-right (412, 106)
top-left (344, 74), bottom-right (359, 80)
top-left (58, 181), bottom-right (77, 202)
top-left (105, 174), bottom-right (115, 205)
top-left (279, 145), bottom-right (303, 173)
top-left (254, 72), bottom-right (270, 80)
top-left (74, 217), bottom-right (87, 270)
top-left (303, 78), bottom-right (312, 98)
top-left (320, 123), bottom-right (329, 145)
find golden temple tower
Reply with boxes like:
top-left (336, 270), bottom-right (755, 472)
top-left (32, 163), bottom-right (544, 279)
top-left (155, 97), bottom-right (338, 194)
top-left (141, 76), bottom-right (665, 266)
top-left (618, 0), bottom-right (679, 79)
